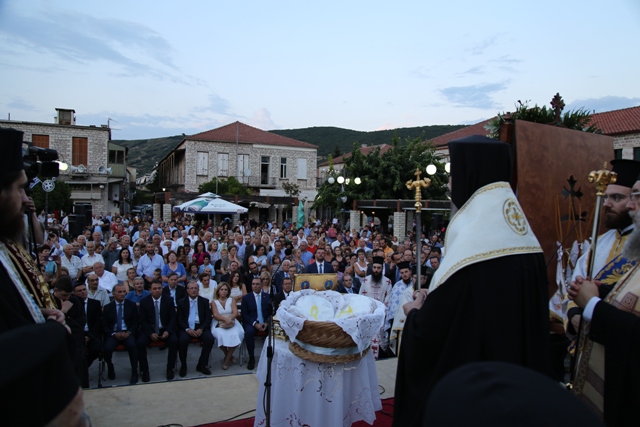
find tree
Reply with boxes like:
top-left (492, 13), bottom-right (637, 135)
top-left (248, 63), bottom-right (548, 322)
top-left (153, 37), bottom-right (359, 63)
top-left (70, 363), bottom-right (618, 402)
top-left (333, 144), bottom-right (342, 159)
top-left (486, 99), bottom-right (601, 139)
top-left (313, 136), bottom-right (448, 212)
top-left (282, 182), bottom-right (301, 198)
top-left (31, 179), bottom-right (72, 214)
top-left (198, 176), bottom-right (252, 196)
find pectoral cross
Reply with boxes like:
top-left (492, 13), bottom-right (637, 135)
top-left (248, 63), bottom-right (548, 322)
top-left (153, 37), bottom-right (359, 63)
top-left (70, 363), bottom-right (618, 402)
top-left (406, 168), bottom-right (431, 213)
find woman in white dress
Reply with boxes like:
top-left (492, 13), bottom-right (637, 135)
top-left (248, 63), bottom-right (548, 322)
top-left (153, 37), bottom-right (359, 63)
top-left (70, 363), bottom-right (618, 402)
top-left (211, 282), bottom-right (244, 370)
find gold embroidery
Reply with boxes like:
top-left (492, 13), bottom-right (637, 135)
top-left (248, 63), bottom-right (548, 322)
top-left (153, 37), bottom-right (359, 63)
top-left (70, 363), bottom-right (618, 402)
top-left (503, 198), bottom-right (528, 235)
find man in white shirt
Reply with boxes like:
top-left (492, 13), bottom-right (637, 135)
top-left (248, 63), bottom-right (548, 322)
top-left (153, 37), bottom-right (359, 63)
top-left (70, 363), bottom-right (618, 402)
top-left (60, 244), bottom-right (82, 282)
top-left (81, 241), bottom-right (104, 275)
top-left (86, 273), bottom-right (110, 307)
top-left (94, 262), bottom-right (118, 294)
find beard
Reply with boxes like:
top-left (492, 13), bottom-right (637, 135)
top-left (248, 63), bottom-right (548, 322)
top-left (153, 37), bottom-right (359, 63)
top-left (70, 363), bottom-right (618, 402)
top-left (604, 208), bottom-right (632, 230)
top-left (372, 270), bottom-right (383, 282)
top-left (0, 206), bottom-right (25, 242)
top-left (622, 211), bottom-right (640, 260)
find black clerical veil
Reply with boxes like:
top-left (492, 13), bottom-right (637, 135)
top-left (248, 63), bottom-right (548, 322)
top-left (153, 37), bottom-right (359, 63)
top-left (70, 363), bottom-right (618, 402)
top-left (448, 135), bottom-right (511, 208)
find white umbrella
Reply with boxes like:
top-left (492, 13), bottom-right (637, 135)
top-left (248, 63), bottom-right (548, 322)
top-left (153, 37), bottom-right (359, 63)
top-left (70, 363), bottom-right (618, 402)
top-left (173, 193), bottom-right (248, 214)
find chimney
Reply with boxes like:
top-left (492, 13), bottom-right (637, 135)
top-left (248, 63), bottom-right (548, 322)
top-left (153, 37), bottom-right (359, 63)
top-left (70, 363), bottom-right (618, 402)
top-left (55, 108), bottom-right (76, 125)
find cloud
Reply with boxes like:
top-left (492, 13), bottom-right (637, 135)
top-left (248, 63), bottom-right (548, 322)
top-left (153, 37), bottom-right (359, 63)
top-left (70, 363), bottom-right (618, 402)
top-left (6, 97), bottom-right (39, 112)
top-left (410, 67), bottom-right (431, 79)
top-left (247, 108), bottom-right (280, 130)
top-left (457, 66), bottom-right (485, 76)
top-left (565, 96), bottom-right (640, 113)
top-left (440, 81), bottom-right (509, 109)
top-left (465, 34), bottom-right (500, 55)
top-left (0, 7), bottom-right (194, 84)
top-left (490, 55), bottom-right (522, 65)
top-left (200, 93), bottom-right (233, 115)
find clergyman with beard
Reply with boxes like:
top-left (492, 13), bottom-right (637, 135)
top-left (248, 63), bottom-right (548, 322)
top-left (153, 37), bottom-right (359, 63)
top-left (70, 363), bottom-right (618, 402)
top-left (0, 128), bottom-right (88, 426)
top-left (566, 159), bottom-right (640, 338)
top-left (567, 172), bottom-right (640, 426)
top-left (359, 256), bottom-right (393, 359)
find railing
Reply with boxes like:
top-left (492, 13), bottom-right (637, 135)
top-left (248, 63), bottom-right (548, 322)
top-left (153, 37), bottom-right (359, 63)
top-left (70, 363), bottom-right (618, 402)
top-left (239, 176), bottom-right (278, 188)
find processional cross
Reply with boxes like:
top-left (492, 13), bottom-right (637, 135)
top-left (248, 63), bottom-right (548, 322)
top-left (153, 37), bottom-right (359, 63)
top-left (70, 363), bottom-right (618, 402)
top-left (406, 168), bottom-right (431, 213)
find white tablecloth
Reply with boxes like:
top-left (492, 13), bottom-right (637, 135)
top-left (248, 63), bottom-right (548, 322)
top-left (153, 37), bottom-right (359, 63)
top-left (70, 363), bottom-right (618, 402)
top-left (254, 339), bottom-right (382, 427)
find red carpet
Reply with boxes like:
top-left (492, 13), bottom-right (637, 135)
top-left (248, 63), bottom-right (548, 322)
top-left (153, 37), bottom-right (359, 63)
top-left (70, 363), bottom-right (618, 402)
top-left (195, 397), bottom-right (394, 427)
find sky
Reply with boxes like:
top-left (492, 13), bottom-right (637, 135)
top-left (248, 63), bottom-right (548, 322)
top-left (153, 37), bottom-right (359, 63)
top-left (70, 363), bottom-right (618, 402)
top-left (0, 0), bottom-right (639, 140)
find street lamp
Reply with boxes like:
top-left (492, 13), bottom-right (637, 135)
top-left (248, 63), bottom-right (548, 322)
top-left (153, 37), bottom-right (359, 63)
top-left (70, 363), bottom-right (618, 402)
top-left (426, 163), bottom-right (437, 176)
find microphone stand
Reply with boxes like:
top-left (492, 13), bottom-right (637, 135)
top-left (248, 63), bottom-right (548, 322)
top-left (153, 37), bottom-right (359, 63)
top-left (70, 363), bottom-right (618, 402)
top-left (264, 280), bottom-right (277, 427)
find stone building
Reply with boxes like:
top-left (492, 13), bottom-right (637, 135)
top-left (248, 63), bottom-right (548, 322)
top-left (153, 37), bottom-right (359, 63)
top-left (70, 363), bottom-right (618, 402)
top-left (157, 121), bottom-right (318, 223)
top-left (0, 108), bottom-right (127, 215)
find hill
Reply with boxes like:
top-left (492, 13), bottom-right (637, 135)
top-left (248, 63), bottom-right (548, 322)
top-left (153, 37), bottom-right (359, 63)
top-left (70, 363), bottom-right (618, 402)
top-left (271, 125), bottom-right (466, 159)
top-left (115, 125), bottom-right (466, 175)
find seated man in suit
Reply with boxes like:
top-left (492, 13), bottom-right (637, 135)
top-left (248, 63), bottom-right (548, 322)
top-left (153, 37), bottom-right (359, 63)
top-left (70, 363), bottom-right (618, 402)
top-left (177, 281), bottom-right (214, 377)
top-left (163, 272), bottom-right (186, 306)
top-left (241, 277), bottom-right (271, 370)
top-left (243, 261), bottom-right (261, 289)
top-left (274, 276), bottom-right (293, 308)
top-left (53, 276), bottom-right (86, 384)
top-left (273, 259), bottom-right (292, 293)
top-left (102, 283), bottom-right (139, 384)
top-left (305, 248), bottom-right (335, 274)
top-left (138, 279), bottom-right (179, 381)
top-left (73, 281), bottom-right (103, 388)
top-left (336, 273), bottom-right (360, 294)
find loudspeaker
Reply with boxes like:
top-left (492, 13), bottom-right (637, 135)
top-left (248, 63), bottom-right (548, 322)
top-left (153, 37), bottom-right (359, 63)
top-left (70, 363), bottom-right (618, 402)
top-left (73, 203), bottom-right (92, 225)
top-left (68, 214), bottom-right (86, 238)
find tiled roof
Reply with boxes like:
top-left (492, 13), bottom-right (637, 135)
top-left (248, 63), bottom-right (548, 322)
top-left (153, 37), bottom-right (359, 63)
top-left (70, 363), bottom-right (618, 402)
top-left (318, 144), bottom-right (392, 166)
top-left (188, 121), bottom-right (317, 149)
top-left (429, 118), bottom-right (494, 147)
top-left (589, 105), bottom-right (640, 136)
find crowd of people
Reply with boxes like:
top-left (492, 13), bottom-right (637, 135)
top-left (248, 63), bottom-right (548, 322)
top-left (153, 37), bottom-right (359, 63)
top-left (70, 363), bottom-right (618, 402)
top-left (37, 207), bottom-right (446, 385)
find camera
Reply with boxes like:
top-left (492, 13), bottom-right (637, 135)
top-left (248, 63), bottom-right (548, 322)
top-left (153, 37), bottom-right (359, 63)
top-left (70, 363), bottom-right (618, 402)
top-left (23, 145), bottom-right (60, 180)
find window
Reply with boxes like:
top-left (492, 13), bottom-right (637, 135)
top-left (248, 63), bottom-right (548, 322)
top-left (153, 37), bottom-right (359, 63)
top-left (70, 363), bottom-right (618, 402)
top-left (634, 148), bottom-right (640, 161)
top-left (32, 134), bottom-right (49, 149)
top-left (196, 152), bottom-right (208, 176)
top-left (280, 157), bottom-right (287, 179)
top-left (72, 137), bottom-right (88, 166)
top-left (108, 150), bottom-right (124, 164)
top-left (261, 156), bottom-right (270, 185)
top-left (217, 153), bottom-right (228, 176)
top-left (297, 158), bottom-right (307, 180)
top-left (237, 154), bottom-right (250, 183)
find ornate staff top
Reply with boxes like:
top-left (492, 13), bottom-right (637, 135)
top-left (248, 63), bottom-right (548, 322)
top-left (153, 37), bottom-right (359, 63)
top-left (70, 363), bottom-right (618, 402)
top-left (406, 168), bottom-right (431, 213)
top-left (588, 163), bottom-right (617, 196)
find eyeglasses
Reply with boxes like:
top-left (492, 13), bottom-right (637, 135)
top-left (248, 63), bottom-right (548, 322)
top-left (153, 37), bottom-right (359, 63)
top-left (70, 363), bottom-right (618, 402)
top-left (630, 192), bottom-right (640, 202)
top-left (603, 193), bottom-right (629, 202)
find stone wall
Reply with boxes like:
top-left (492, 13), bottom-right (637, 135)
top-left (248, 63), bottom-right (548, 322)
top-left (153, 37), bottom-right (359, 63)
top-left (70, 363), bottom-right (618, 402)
top-left (613, 133), bottom-right (640, 159)
top-left (393, 212), bottom-right (406, 238)
top-left (0, 120), bottom-right (112, 214)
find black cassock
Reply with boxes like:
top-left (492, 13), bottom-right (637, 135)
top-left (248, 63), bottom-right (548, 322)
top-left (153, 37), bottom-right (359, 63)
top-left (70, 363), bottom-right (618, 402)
top-left (393, 253), bottom-right (550, 427)
top-left (590, 301), bottom-right (640, 426)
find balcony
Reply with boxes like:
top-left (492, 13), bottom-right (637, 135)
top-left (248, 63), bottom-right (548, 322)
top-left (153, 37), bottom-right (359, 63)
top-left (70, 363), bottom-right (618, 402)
top-left (239, 175), bottom-right (278, 188)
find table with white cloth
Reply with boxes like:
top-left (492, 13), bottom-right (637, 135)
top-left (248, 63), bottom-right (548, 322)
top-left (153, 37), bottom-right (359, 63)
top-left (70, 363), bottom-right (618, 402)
top-left (253, 338), bottom-right (381, 427)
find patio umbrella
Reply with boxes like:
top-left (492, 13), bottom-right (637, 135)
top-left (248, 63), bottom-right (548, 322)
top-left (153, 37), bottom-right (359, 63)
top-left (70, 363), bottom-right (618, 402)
top-left (173, 193), bottom-right (248, 214)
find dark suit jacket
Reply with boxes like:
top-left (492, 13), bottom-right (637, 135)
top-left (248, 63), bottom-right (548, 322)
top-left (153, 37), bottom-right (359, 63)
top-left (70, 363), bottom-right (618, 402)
top-left (336, 282), bottom-right (361, 294)
top-left (305, 261), bottom-right (335, 274)
top-left (84, 297), bottom-right (103, 341)
top-left (54, 295), bottom-right (86, 337)
top-left (176, 296), bottom-right (212, 331)
top-left (241, 292), bottom-right (271, 327)
top-left (273, 271), bottom-right (294, 294)
top-left (273, 290), bottom-right (292, 309)
top-left (139, 294), bottom-right (176, 337)
top-left (243, 271), bottom-right (261, 289)
top-left (243, 244), bottom-right (257, 269)
top-left (103, 299), bottom-right (139, 336)
top-left (162, 285), bottom-right (186, 305)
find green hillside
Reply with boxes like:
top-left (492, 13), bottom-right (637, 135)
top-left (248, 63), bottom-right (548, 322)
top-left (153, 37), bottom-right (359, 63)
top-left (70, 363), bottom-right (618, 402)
top-left (271, 125), bottom-right (466, 159)
top-left (115, 125), bottom-right (466, 175)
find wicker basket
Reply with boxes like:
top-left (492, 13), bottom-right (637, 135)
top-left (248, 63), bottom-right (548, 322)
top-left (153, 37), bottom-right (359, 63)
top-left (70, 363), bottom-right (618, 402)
top-left (288, 319), bottom-right (369, 363)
